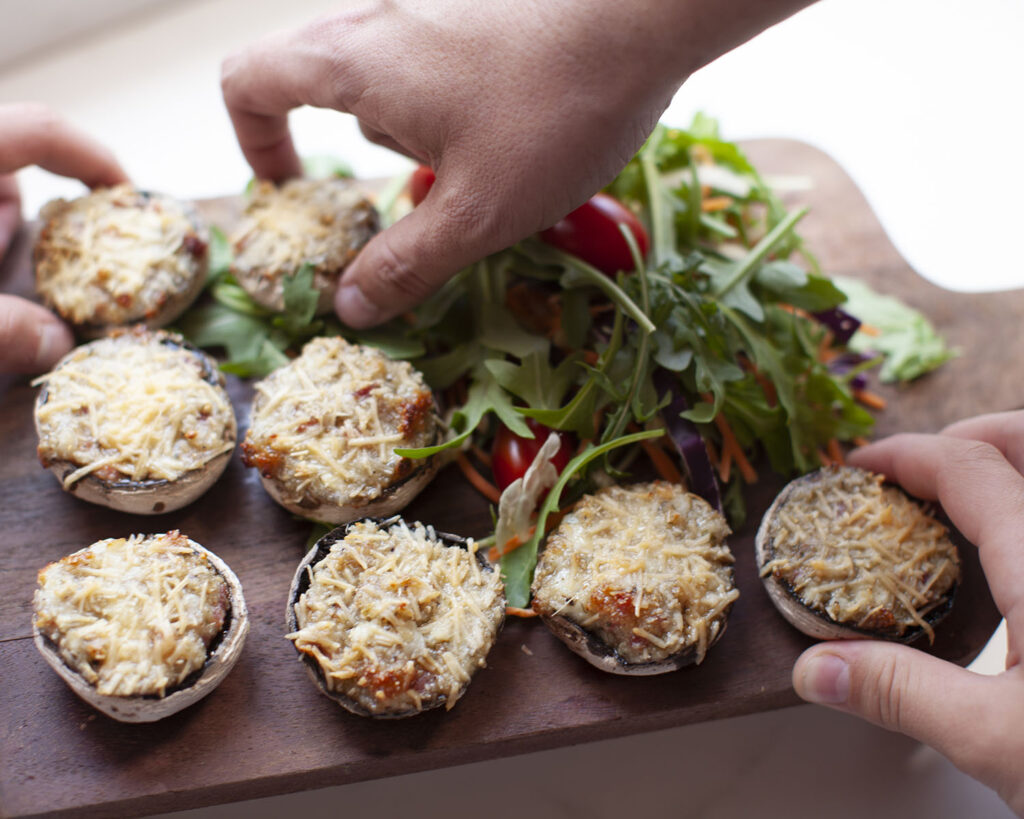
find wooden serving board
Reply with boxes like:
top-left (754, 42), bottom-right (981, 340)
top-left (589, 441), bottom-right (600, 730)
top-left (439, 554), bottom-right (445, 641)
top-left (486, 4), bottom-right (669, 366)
top-left (1, 140), bottom-right (1020, 819)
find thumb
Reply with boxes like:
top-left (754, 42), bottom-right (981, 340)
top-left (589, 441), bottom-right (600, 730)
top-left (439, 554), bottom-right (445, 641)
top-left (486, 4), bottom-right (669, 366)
top-left (793, 641), bottom-right (997, 768)
top-left (335, 177), bottom-right (510, 328)
top-left (0, 295), bottom-right (74, 374)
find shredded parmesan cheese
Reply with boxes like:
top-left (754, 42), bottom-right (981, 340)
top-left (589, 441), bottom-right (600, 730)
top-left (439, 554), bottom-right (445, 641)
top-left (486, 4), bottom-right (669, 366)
top-left (34, 328), bottom-right (236, 486)
top-left (33, 532), bottom-right (229, 697)
top-left (288, 520), bottom-right (504, 715)
top-left (242, 337), bottom-right (436, 512)
top-left (34, 185), bottom-right (207, 326)
top-left (760, 466), bottom-right (959, 640)
top-left (230, 178), bottom-right (378, 312)
top-left (532, 482), bottom-right (738, 666)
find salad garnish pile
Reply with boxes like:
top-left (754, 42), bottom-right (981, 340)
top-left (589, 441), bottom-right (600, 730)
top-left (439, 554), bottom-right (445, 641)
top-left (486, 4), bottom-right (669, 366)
top-left (177, 114), bottom-right (954, 608)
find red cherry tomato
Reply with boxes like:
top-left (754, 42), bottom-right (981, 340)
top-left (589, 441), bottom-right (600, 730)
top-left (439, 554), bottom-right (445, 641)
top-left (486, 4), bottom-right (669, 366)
top-left (491, 419), bottom-right (575, 491)
top-left (539, 192), bottom-right (649, 276)
top-left (409, 165), bottom-right (436, 206)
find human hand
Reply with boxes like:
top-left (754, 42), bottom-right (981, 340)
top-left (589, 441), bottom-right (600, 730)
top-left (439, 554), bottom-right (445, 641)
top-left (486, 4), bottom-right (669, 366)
top-left (221, 0), bottom-right (813, 328)
top-left (793, 410), bottom-right (1024, 815)
top-left (0, 103), bottom-right (127, 373)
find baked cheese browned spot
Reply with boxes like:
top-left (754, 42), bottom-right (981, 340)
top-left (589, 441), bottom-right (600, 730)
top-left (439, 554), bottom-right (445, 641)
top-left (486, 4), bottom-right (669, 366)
top-left (288, 520), bottom-right (504, 715)
top-left (760, 466), bottom-right (959, 640)
top-left (34, 184), bottom-right (207, 326)
top-left (242, 337), bottom-right (435, 512)
top-left (532, 481), bottom-right (738, 665)
top-left (230, 177), bottom-right (378, 313)
top-left (33, 531), bottom-right (229, 697)
top-left (34, 328), bottom-right (235, 487)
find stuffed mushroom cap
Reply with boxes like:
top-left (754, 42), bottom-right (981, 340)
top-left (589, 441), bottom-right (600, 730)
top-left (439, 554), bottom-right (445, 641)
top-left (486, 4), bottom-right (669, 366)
top-left (532, 481), bottom-right (739, 675)
top-left (33, 531), bottom-right (249, 723)
top-left (755, 465), bottom-right (960, 643)
top-left (33, 327), bottom-right (236, 515)
top-left (287, 517), bottom-right (505, 717)
top-left (241, 337), bottom-right (439, 524)
top-left (34, 184), bottom-right (208, 334)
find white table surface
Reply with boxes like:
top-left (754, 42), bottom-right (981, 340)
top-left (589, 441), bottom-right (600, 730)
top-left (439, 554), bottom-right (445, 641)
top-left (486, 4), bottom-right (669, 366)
top-left (1, 0), bottom-right (1020, 816)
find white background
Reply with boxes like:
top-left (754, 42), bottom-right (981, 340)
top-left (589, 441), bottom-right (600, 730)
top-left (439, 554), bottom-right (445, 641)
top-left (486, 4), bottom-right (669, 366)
top-left (1, 1), bottom-right (1020, 816)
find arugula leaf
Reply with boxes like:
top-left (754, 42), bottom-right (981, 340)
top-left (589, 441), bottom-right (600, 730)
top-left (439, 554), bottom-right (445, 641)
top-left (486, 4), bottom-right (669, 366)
top-left (280, 263), bottom-right (320, 327)
top-left (485, 351), bottom-right (581, 411)
top-left (396, 362), bottom-right (532, 458)
top-left (836, 276), bottom-right (958, 382)
top-left (176, 302), bottom-right (269, 362)
top-left (207, 225), bottom-right (233, 285)
top-left (219, 338), bottom-right (290, 377)
top-left (754, 260), bottom-right (847, 312)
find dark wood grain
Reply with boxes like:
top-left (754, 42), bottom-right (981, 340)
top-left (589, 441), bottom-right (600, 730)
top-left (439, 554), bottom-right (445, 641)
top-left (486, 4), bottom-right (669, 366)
top-left (1, 140), bottom-right (1019, 819)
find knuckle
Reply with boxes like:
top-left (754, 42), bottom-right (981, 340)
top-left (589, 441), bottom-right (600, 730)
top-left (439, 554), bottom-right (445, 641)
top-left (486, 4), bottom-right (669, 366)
top-left (860, 651), bottom-right (910, 732)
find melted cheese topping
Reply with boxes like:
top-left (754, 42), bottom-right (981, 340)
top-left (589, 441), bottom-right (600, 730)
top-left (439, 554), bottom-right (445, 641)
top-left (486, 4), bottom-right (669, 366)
top-left (760, 466), bottom-right (959, 640)
top-left (34, 185), bottom-right (206, 325)
top-left (34, 328), bottom-right (236, 486)
top-left (242, 337), bottom-right (435, 511)
top-left (231, 178), bottom-right (378, 311)
top-left (288, 520), bottom-right (504, 715)
top-left (34, 531), bottom-right (229, 697)
top-left (532, 482), bottom-right (738, 665)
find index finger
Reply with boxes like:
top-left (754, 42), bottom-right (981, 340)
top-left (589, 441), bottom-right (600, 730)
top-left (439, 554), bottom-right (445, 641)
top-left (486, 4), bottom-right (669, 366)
top-left (849, 433), bottom-right (1024, 621)
top-left (220, 21), bottom-right (358, 181)
top-left (942, 410), bottom-right (1024, 475)
top-left (0, 103), bottom-right (126, 186)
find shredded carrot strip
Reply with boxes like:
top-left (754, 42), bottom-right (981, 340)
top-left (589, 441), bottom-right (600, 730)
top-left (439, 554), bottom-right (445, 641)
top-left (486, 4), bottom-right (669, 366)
top-left (456, 453), bottom-right (502, 504)
top-left (852, 436), bottom-right (871, 448)
top-left (705, 439), bottom-right (720, 471)
top-left (858, 323), bottom-right (881, 337)
top-left (718, 447), bottom-right (732, 484)
top-left (470, 444), bottom-right (492, 468)
top-left (818, 448), bottom-right (834, 467)
top-left (827, 438), bottom-right (845, 465)
top-left (583, 349), bottom-right (600, 366)
top-left (506, 606), bottom-right (538, 618)
top-left (641, 439), bottom-right (683, 483)
top-left (854, 388), bottom-right (887, 410)
top-left (713, 412), bottom-right (757, 483)
top-left (488, 526), bottom-right (537, 563)
top-left (589, 303), bottom-right (616, 316)
top-left (778, 303), bottom-right (813, 319)
top-left (755, 371), bottom-right (777, 407)
top-left (817, 330), bottom-right (837, 363)
top-left (701, 195), bottom-right (733, 213)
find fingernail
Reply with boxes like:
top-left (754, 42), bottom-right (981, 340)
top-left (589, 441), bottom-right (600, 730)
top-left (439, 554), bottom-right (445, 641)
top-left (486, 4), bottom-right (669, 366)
top-left (35, 322), bottom-right (73, 370)
top-left (336, 284), bottom-right (381, 329)
top-left (796, 653), bottom-right (850, 705)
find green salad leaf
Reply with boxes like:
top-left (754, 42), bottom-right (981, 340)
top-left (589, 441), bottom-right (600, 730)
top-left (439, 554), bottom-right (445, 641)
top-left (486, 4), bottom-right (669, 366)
top-left (836, 276), bottom-right (958, 382)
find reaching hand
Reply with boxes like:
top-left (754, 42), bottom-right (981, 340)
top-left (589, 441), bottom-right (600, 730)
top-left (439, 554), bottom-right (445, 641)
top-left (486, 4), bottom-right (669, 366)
top-left (793, 410), bottom-right (1024, 815)
top-left (221, 0), bottom-right (813, 328)
top-left (0, 103), bottom-right (127, 373)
